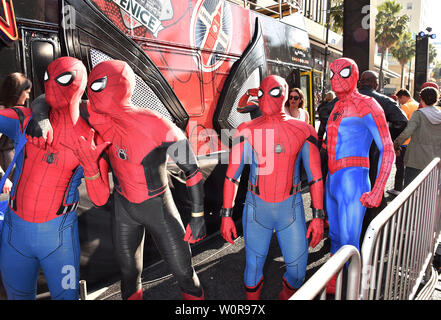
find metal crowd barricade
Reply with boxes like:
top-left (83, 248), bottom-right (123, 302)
top-left (360, 157), bottom-right (441, 300)
top-left (290, 157), bottom-right (441, 300)
top-left (290, 245), bottom-right (361, 300)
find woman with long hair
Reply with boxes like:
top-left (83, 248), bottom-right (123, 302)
top-left (0, 72), bottom-right (31, 300)
top-left (0, 73), bottom-right (32, 194)
top-left (0, 73), bottom-right (32, 108)
top-left (285, 88), bottom-right (309, 124)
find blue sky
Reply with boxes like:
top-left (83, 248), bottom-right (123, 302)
top-left (425, 0), bottom-right (441, 61)
top-left (426, 0), bottom-right (440, 40)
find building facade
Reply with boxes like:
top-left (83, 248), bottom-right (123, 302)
top-left (377, 0), bottom-right (431, 96)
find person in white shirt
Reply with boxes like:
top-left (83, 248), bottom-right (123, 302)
top-left (285, 88), bottom-right (309, 124)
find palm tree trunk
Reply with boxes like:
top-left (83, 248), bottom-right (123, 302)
top-left (400, 64), bottom-right (404, 88)
top-left (379, 51), bottom-right (385, 91)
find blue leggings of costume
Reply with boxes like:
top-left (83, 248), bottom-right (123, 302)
top-left (243, 192), bottom-right (308, 289)
top-left (0, 208), bottom-right (80, 300)
top-left (326, 167), bottom-right (370, 254)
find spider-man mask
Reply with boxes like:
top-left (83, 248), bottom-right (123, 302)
top-left (44, 57), bottom-right (87, 110)
top-left (257, 75), bottom-right (289, 116)
top-left (329, 58), bottom-right (359, 97)
top-left (87, 60), bottom-right (136, 117)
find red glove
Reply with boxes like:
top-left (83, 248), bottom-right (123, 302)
top-left (306, 218), bottom-right (324, 248)
top-left (25, 118), bottom-right (54, 150)
top-left (360, 191), bottom-right (382, 208)
top-left (247, 88), bottom-right (259, 97)
top-left (62, 128), bottom-right (111, 177)
top-left (184, 215), bottom-right (206, 244)
top-left (221, 217), bottom-right (237, 244)
top-left (237, 88), bottom-right (260, 114)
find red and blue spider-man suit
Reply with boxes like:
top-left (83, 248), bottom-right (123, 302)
top-left (66, 60), bottom-right (206, 300)
top-left (0, 57), bottom-right (108, 300)
top-left (220, 75), bottom-right (324, 300)
top-left (325, 58), bottom-right (394, 257)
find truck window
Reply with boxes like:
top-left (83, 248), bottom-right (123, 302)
top-left (300, 73), bottom-right (309, 109)
top-left (25, 32), bottom-right (60, 99)
top-left (89, 48), bottom-right (174, 122)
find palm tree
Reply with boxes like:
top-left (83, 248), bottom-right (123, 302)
top-left (329, 0), bottom-right (343, 33)
top-left (429, 43), bottom-right (438, 65)
top-left (375, 0), bottom-right (409, 90)
top-left (390, 32), bottom-right (415, 88)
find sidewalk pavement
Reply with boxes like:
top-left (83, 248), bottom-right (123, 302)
top-left (85, 157), bottom-right (441, 301)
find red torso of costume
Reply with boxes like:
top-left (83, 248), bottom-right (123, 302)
top-left (86, 60), bottom-right (195, 204)
top-left (326, 92), bottom-right (378, 174)
top-left (11, 57), bottom-right (89, 223)
top-left (223, 75), bottom-right (323, 209)
top-left (14, 117), bottom-right (91, 222)
top-left (240, 116), bottom-right (321, 204)
top-left (93, 109), bottom-right (180, 203)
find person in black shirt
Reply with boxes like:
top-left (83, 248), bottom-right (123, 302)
top-left (317, 91), bottom-right (337, 144)
top-left (357, 71), bottom-right (408, 242)
top-left (316, 92), bottom-right (337, 182)
top-left (358, 71), bottom-right (408, 140)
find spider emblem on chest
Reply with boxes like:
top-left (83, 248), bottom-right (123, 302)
top-left (42, 151), bottom-right (58, 165)
top-left (332, 108), bottom-right (344, 122)
top-left (115, 145), bottom-right (129, 161)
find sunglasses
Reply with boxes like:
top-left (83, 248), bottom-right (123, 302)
top-left (289, 95), bottom-right (300, 101)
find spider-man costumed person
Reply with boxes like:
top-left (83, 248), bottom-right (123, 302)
top-left (325, 58), bottom-right (394, 291)
top-left (0, 57), bottom-right (108, 299)
top-left (65, 60), bottom-right (206, 300)
top-left (220, 75), bottom-right (324, 300)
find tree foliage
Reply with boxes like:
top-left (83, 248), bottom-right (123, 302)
top-left (375, 1), bottom-right (408, 49)
top-left (390, 32), bottom-right (414, 66)
top-left (375, 0), bottom-right (409, 89)
top-left (390, 32), bottom-right (415, 87)
top-left (429, 43), bottom-right (438, 65)
top-left (329, 0), bottom-right (343, 33)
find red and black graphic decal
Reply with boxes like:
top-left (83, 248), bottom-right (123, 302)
top-left (93, 0), bottom-right (178, 38)
top-left (190, 0), bottom-right (233, 72)
top-left (111, 0), bottom-right (172, 37)
top-left (0, 0), bottom-right (18, 45)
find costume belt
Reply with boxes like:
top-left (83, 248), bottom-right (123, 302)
top-left (247, 181), bottom-right (302, 196)
top-left (328, 156), bottom-right (370, 175)
top-left (8, 198), bottom-right (79, 216)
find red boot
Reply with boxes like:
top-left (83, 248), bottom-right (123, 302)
top-left (182, 290), bottom-right (205, 300)
top-left (326, 273), bottom-right (337, 295)
top-left (245, 278), bottom-right (264, 300)
top-left (127, 288), bottom-right (143, 300)
top-left (278, 278), bottom-right (297, 300)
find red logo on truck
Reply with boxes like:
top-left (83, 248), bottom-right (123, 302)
top-left (190, 0), bottom-right (232, 72)
top-left (112, 0), bottom-right (173, 37)
top-left (0, 0), bottom-right (18, 45)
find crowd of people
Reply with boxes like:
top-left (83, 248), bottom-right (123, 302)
top-left (0, 56), bottom-right (440, 301)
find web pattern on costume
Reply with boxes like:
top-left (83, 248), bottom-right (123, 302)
top-left (10, 57), bottom-right (89, 222)
top-left (223, 75), bottom-right (324, 206)
top-left (86, 60), bottom-right (203, 204)
top-left (326, 58), bottom-right (394, 208)
top-left (328, 58), bottom-right (358, 94)
top-left (221, 75), bottom-right (325, 293)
